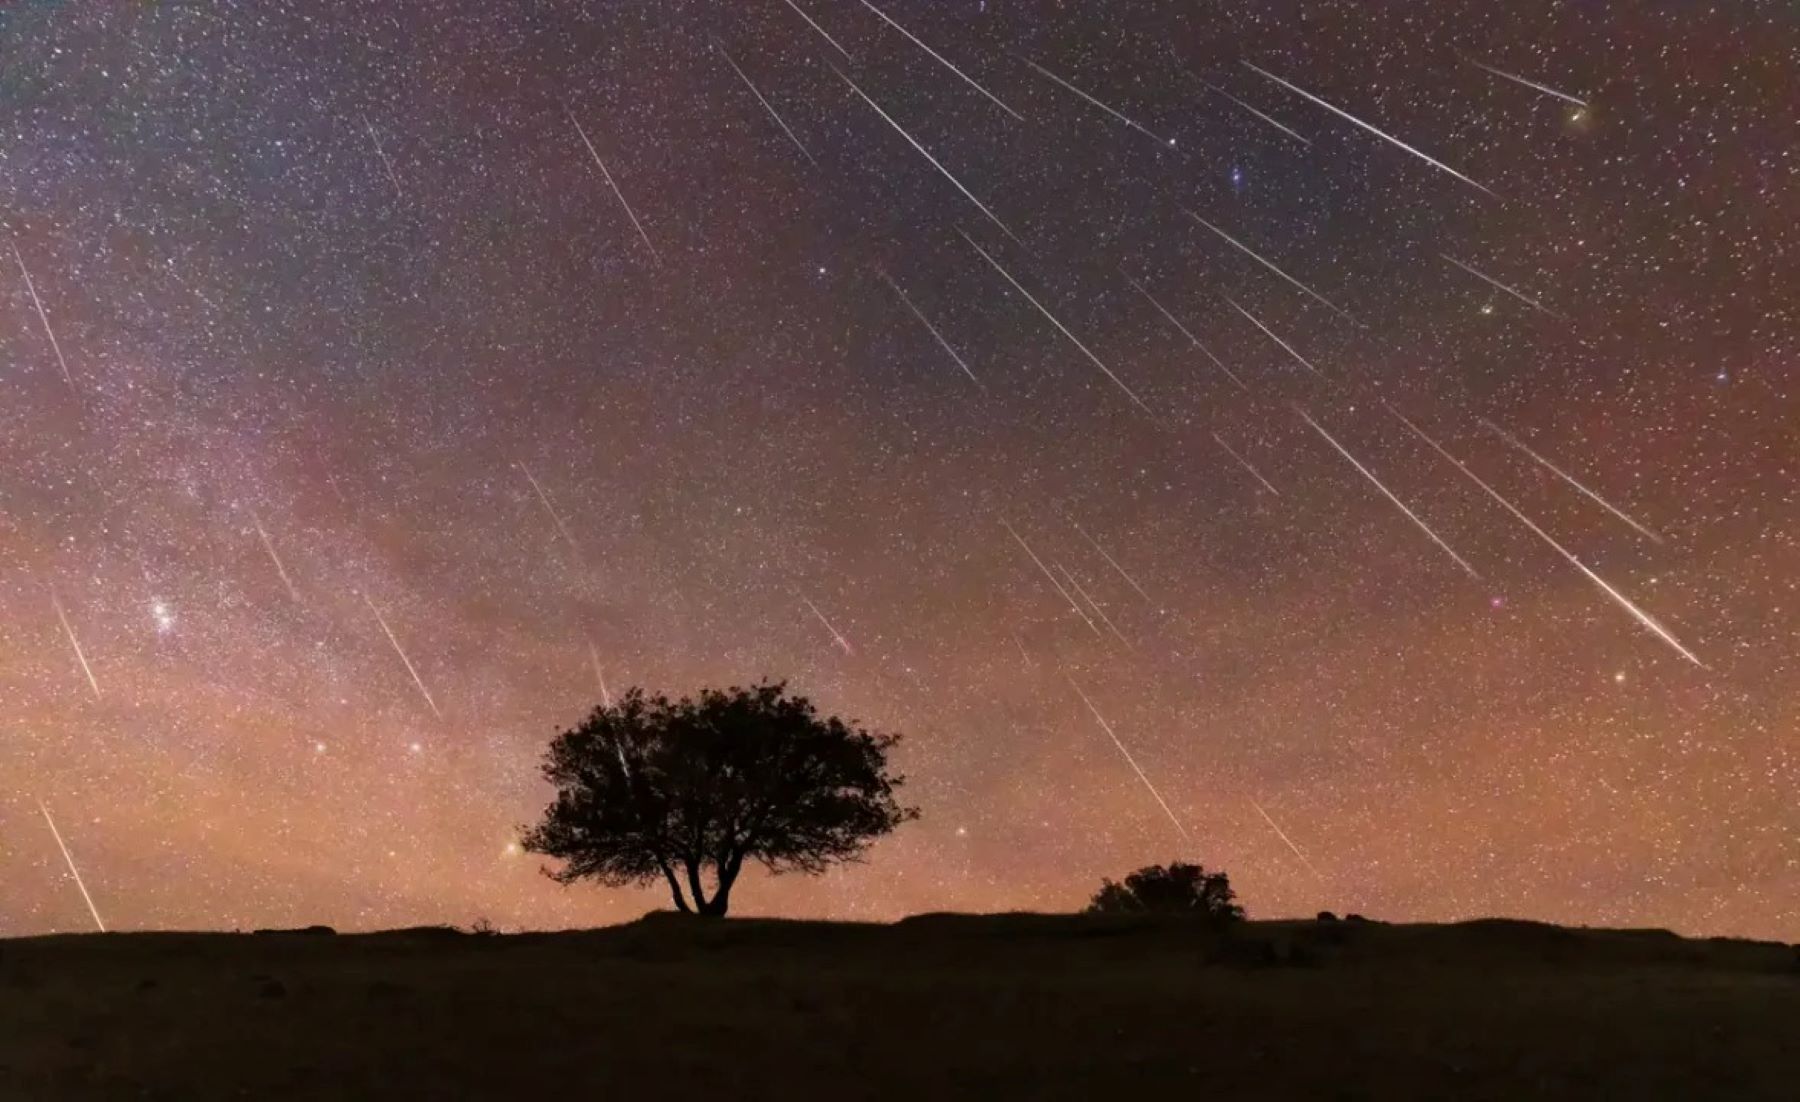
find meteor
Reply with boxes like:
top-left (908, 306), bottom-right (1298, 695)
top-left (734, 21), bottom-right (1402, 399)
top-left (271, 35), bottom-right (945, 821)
top-left (51, 592), bottom-right (100, 699)
top-left (1069, 519), bottom-right (1154, 604)
top-left (1055, 561), bottom-right (1132, 648)
top-left (834, 67), bottom-right (1018, 242)
top-left (960, 230), bottom-right (1157, 418)
top-left (361, 113), bottom-right (404, 199)
top-left (856, 0), bottom-right (1021, 120)
top-left (1187, 212), bottom-right (1352, 321)
top-left (1065, 674), bottom-right (1191, 843)
top-left (12, 241), bottom-right (75, 388)
top-left (1480, 418), bottom-right (1664, 544)
top-left (1243, 62), bottom-right (1497, 198)
top-left (1297, 407), bottom-right (1483, 580)
top-left (800, 593), bottom-right (854, 655)
top-left (1249, 798), bottom-right (1327, 886)
top-left (714, 41), bottom-right (818, 167)
top-left (1212, 432), bottom-right (1281, 497)
top-left (1440, 254), bottom-right (1562, 318)
top-left (249, 509), bottom-right (302, 601)
top-left (585, 637), bottom-right (612, 705)
top-left (1193, 76), bottom-right (1311, 145)
top-left (874, 266), bottom-right (980, 386)
top-left (564, 103), bottom-right (660, 265)
top-left (1001, 519), bottom-right (1101, 636)
top-left (362, 593), bottom-right (443, 717)
top-left (1463, 55), bottom-right (1588, 107)
top-left (518, 462), bottom-right (581, 556)
top-left (1223, 295), bottom-right (1326, 378)
top-left (1019, 56), bottom-right (1172, 147)
top-left (1122, 273), bottom-right (1250, 393)
top-left (1388, 405), bottom-right (1702, 666)
top-left (778, 0), bottom-right (851, 60)
top-left (40, 801), bottom-right (106, 932)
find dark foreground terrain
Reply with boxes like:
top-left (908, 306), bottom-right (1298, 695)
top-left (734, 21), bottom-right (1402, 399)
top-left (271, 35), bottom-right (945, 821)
top-left (2, 912), bottom-right (1795, 1099)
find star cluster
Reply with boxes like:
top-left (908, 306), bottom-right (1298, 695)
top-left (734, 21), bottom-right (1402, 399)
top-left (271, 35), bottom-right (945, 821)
top-left (0, 1), bottom-right (1794, 938)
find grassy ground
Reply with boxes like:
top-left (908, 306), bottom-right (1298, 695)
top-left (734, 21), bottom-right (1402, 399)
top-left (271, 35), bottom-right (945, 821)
top-left (2, 912), bottom-right (1795, 1099)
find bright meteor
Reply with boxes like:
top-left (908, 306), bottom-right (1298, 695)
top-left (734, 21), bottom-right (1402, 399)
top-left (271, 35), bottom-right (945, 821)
top-left (857, 0), bottom-right (1021, 120)
top-left (1223, 295), bottom-right (1327, 378)
top-left (564, 102), bottom-right (660, 266)
top-left (1481, 419), bottom-right (1664, 544)
top-left (40, 801), bottom-right (106, 932)
top-left (1020, 56), bottom-right (1172, 147)
top-left (12, 241), bottom-right (75, 388)
top-left (1123, 273), bottom-right (1250, 393)
top-left (51, 592), bottom-right (101, 699)
top-left (1440, 254), bottom-right (1563, 318)
top-left (875, 265), bottom-right (980, 386)
top-left (1187, 211), bottom-right (1352, 321)
top-left (363, 593), bottom-right (443, 717)
top-left (1065, 674), bottom-right (1191, 843)
top-left (715, 41), bottom-right (818, 167)
top-left (1463, 54), bottom-right (1589, 107)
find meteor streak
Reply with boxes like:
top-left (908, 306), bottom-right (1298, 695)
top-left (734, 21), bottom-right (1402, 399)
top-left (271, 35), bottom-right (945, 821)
top-left (1480, 418), bottom-right (1664, 544)
top-left (1193, 76), bottom-right (1312, 145)
top-left (1223, 295), bottom-right (1326, 378)
top-left (1388, 405), bottom-right (1702, 666)
top-left (1212, 432), bottom-right (1281, 496)
top-left (361, 113), bottom-right (404, 199)
top-left (714, 42), bottom-right (818, 167)
top-left (835, 67), bottom-right (1018, 241)
top-left (12, 241), bottom-right (75, 387)
top-left (1123, 273), bottom-right (1250, 392)
top-left (1249, 798), bottom-right (1327, 886)
top-left (586, 638), bottom-right (612, 705)
top-left (1020, 56), bottom-right (1172, 147)
top-left (1070, 519), bottom-right (1154, 603)
top-left (1244, 61), bottom-right (1497, 197)
top-left (51, 592), bottom-right (100, 698)
top-left (874, 266), bottom-right (980, 386)
top-left (564, 103), bottom-right (660, 265)
top-left (1187, 212), bottom-right (1352, 320)
top-left (800, 593), bottom-right (854, 655)
top-left (363, 593), bottom-right (443, 717)
top-left (40, 801), bottom-right (106, 932)
top-left (778, 0), bottom-right (851, 59)
top-left (960, 230), bottom-right (1157, 418)
top-left (1065, 674), bottom-right (1191, 843)
top-left (857, 0), bottom-right (1021, 120)
top-left (1440, 254), bottom-right (1562, 318)
top-left (1297, 407), bottom-right (1483, 579)
top-left (1001, 519), bottom-right (1100, 636)
top-left (1056, 561), bottom-right (1132, 648)
top-left (518, 462), bottom-right (581, 556)
top-left (1463, 55), bottom-right (1588, 107)
top-left (250, 509), bottom-right (302, 601)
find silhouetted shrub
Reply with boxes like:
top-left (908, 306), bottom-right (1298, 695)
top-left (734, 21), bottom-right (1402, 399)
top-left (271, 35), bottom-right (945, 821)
top-left (1317, 911), bottom-right (1338, 922)
top-left (1086, 862), bottom-right (1244, 921)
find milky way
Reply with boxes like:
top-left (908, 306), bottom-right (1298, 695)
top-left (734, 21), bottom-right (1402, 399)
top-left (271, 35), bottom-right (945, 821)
top-left (1, 2), bottom-right (1794, 939)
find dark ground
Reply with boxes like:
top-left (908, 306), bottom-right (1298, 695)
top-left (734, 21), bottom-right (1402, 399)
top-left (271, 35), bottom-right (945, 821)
top-left (2, 912), bottom-right (1795, 1099)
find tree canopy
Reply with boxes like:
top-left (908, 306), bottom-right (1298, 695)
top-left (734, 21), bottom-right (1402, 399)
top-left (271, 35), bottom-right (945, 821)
top-left (521, 682), bottom-right (917, 916)
top-left (1086, 862), bottom-right (1244, 921)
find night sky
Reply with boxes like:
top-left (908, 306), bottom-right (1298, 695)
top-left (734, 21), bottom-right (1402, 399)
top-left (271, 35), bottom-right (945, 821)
top-left (1, 1), bottom-right (1794, 940)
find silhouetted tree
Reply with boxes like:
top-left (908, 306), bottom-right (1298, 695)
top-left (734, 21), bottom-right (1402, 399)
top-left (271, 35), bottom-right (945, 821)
top-left (1086, 861), bottom-right (1244, 921)
top-left (522, 682), bottom-right (917, 917)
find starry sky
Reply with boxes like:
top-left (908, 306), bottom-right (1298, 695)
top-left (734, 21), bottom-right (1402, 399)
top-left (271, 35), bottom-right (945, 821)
top-left (1, 1), bottom-right (1794, 940)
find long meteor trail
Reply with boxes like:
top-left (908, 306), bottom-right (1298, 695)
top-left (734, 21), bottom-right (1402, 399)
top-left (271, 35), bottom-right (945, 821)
top-left (1244, 61), bottom-right (1497, 198)
top-left (40, 801), bottom-right (106, 932)
top-left (1002, 519), bottom-right (1100, 636)
top-left (1224, 295), bottom-right (1326, 378)
top-left (715, 42), bottom-right (817, 166)
top-left (1297, 407), bottom-right (1483, 579)
top-left (1463, 55), bottom-right (1588, 107)
top-left (564, 103), bottom-right (660, 265)
top-left (363, 594), bottom-right (443, 717)
top-left (1388, 405), bottom-right (1702, 666)
top-left (250, 510), bottom-right (302, 601)
top-left (51, 592), bottom-right (100, 699)
top-left (857, 0), bottom-right (1021, 119)
top-left (960, 230), bottom-right (1156, 418)
top-left (12, 241), bottom-right (75, 388)
top-left (518, 462), bottom-right (581, 556)
top-left (874, 266), bottom-right (980, 385)
top-left (1441, 254), bottom-right (1562, 318)
top-left (1020, 56), bottom-right (1172, 147)
top-left (361, 113), bottom-right (404, 200)
top-left (586, 638), bottom-right (612, 705)
top-left (1187, 212), bottom-right (1351, 320)
top-left (1056, 561), bottom-right (1132, 648)
top-left (1480, 418), bottom-right (1664, 544)
top-left (778, 0), bottom-right (851, 59)
top-left (800, 593), bottom-right (855, 655)
top-left (1249, 797), bottom-right (1327, 886)
top-left (1194, 76), bottom-right (1311, 145)
top-left (1123, 273), bottom-right (1250, 392)
top-left (835, 67), bottom-right (1018, 241)
top-left (1213, 432), bottom-right (1282, 496)
top-left (1065, 674), bottom-right (1191, 843)
top-left (1070, 519), bottom-right (1154, 604)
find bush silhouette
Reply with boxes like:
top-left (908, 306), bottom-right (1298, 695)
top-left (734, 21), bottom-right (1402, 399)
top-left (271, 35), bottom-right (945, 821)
top-left (1086, 862), bottom-right (1244, 921)
top-left (522, 682), bottom-right (917, 917)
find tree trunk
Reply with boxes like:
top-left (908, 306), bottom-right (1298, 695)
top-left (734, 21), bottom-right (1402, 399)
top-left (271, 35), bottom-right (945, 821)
top-left (656, 859), bottom-right (692, 913)
top-left (683, 859), bottom-right (714, 916)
